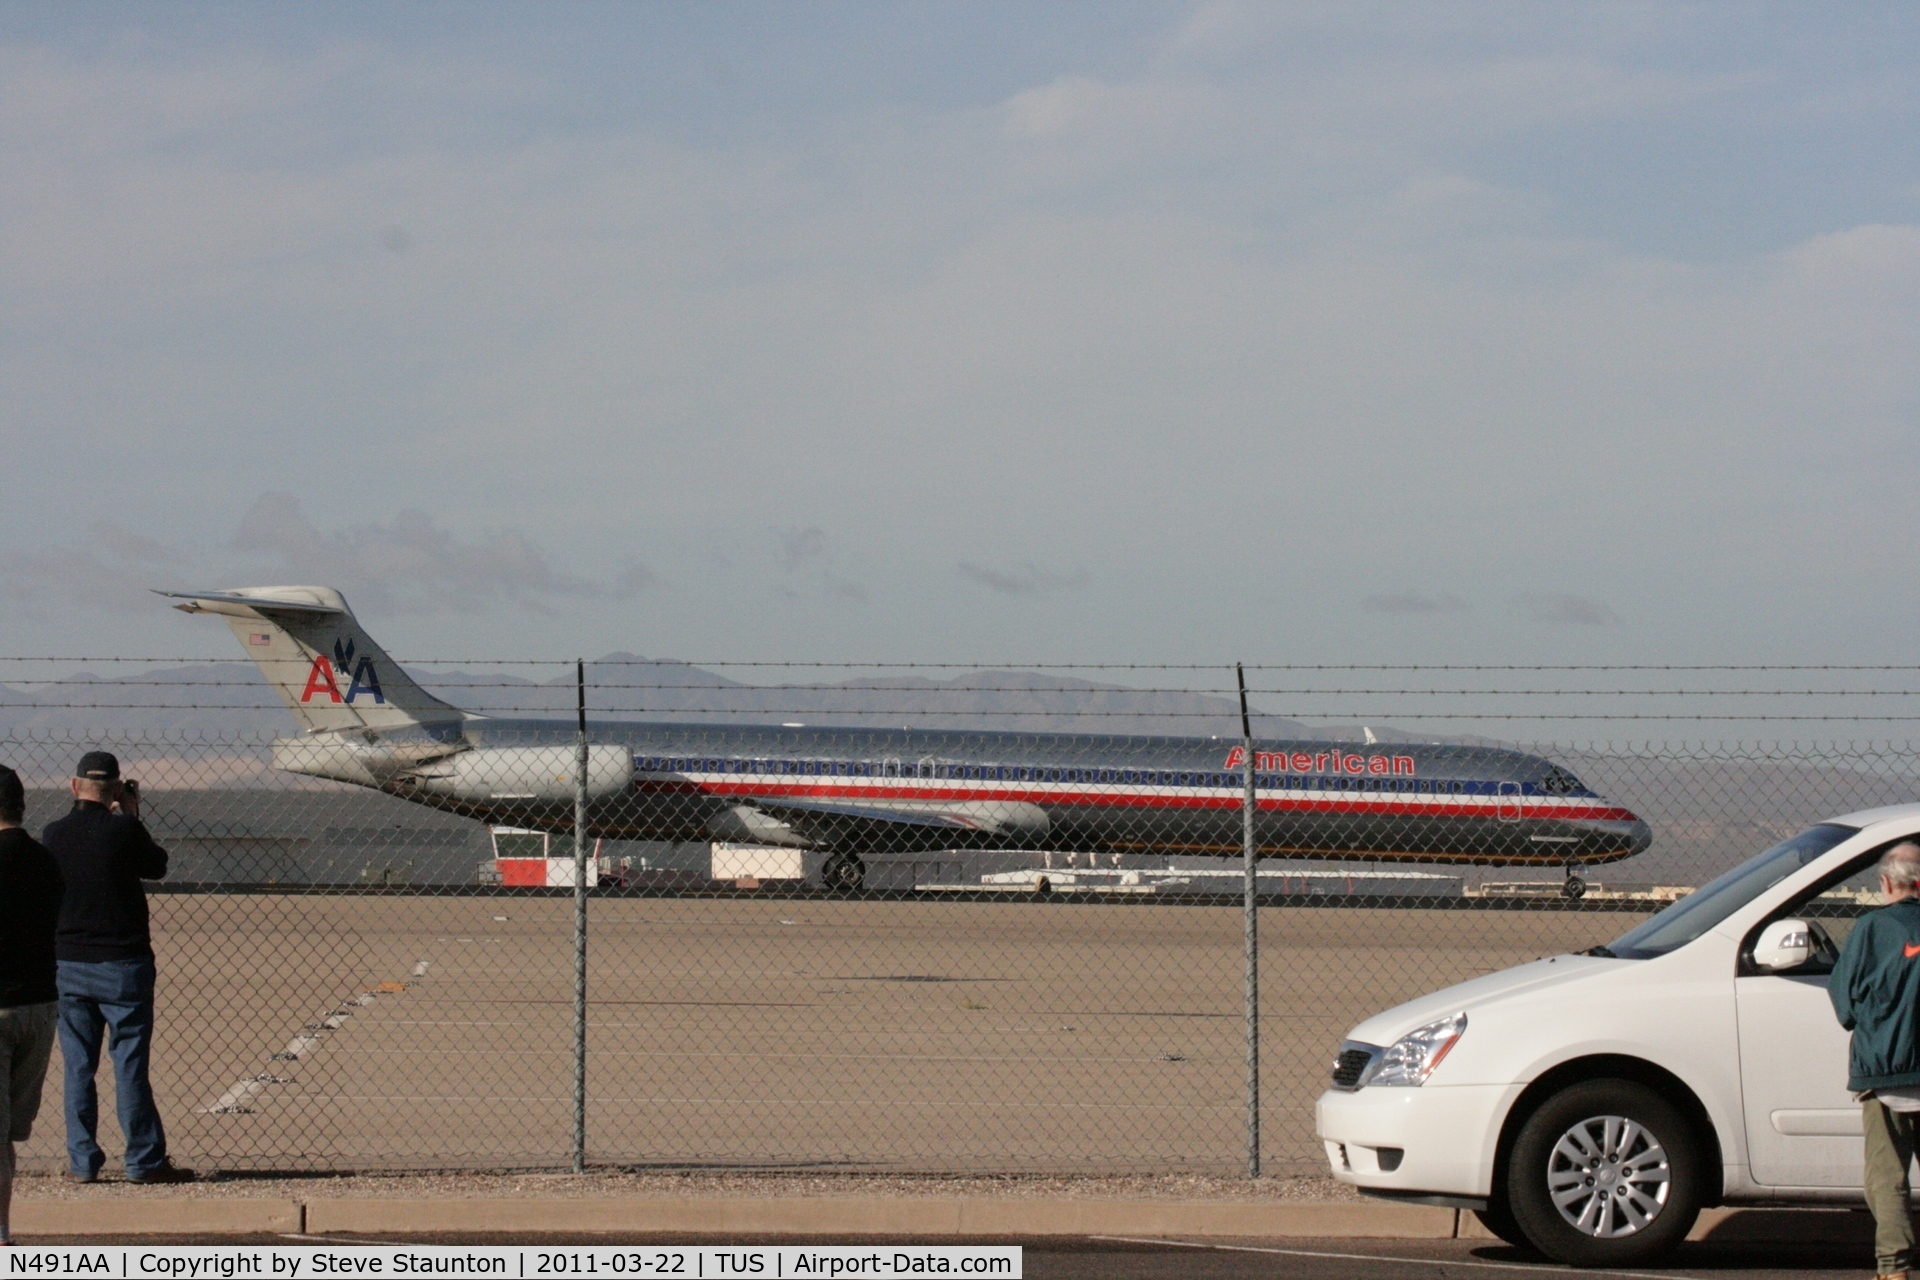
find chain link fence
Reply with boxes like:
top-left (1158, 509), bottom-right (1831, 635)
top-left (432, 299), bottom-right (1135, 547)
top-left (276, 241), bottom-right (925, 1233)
top-left (9, 658), bottom-right (1920, 1178)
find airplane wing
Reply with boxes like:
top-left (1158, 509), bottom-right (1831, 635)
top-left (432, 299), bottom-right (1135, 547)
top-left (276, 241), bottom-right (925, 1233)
top-left (751, 795), bottom-right (1051, 839)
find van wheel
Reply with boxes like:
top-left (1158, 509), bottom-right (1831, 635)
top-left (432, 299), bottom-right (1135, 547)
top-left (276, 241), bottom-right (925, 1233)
top-left (1506, 1079), bottom-right (1702, 1266)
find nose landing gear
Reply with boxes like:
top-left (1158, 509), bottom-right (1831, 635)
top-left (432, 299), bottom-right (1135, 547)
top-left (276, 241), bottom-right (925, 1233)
top-left (1562, 860), bottom-right (1587, 900)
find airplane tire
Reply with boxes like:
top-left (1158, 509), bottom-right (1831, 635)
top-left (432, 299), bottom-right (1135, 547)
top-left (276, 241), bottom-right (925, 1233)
top-left (822, 854), bottom-right (865, 893)
top-left (1563, 875), bottom-right (1586, 900)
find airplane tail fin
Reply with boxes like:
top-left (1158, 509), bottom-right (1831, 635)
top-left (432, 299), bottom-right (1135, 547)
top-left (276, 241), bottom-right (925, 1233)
top-left (161, 586), bottom-right (467, 735)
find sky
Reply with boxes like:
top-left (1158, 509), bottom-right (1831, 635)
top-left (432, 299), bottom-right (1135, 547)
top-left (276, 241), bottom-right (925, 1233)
top-left (1, 1), bottom-right (1917, 670)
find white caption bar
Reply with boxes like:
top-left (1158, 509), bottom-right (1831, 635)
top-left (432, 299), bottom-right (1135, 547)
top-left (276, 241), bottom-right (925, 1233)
top-left (3, 1246), bottom-right (1021, 1280)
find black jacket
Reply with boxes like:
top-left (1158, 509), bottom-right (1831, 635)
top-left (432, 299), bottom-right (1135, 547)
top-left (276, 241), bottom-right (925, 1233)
top-left (0, 826), bottom-right (63, 1006)
top-left (42, 801), bottom-right (168, 963)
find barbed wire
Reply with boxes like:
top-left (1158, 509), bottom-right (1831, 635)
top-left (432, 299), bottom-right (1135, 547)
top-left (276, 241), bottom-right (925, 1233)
top-left (28, 676), bottom-right (1920, 697)
top-left (14, 657), bottom-right (1920, 671)
top-left (22, 698), bottom-right (1920, 721)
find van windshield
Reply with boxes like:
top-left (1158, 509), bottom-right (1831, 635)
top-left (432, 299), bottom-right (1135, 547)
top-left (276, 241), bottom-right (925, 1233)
top-left (1599, 824), bottom-right (1858, 960)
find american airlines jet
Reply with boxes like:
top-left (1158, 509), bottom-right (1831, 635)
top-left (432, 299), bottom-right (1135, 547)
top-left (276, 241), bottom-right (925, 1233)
top-left (166, 586), bottom-right (1651, 893)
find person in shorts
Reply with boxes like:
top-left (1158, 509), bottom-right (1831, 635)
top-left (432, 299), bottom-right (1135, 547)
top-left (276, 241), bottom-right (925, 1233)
top-left (0, 764), bottom-right (63, 1244)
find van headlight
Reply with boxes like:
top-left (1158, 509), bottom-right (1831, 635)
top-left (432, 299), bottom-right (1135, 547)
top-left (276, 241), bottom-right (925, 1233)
top-left (1369, 1012), bottom-right (1467, 1087)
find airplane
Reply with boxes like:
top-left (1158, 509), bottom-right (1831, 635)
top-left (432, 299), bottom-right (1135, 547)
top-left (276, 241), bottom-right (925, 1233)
top-left (165, 585), bottom-right (1652, 895)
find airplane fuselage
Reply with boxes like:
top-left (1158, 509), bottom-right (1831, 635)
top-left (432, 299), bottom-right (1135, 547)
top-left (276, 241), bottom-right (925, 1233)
top-left (277, 718), bottom-right (1651, 869)
top-left (164, 585), bottom-right (1653, 882)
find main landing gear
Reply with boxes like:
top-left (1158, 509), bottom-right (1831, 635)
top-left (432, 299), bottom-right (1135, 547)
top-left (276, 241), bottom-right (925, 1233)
top-left (821, 853), bottom-right (866, 893)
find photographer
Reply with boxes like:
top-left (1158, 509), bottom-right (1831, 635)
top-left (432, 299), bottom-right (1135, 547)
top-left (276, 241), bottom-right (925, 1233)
top-left (42, 751), bottom-right (190, 1184)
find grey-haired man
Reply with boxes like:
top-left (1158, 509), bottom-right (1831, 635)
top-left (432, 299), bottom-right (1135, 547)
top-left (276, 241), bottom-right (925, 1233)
top-left (1830, 841), bottom-right (1920, 1280)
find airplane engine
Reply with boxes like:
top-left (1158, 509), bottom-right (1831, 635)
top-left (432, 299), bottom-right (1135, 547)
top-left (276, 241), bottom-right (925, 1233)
top-left (272, 735), bottom-right (382, 787)
top-left (940, 800), bottom-right (1048, 838)
top-left (404, 745), bottom-right (635, 803)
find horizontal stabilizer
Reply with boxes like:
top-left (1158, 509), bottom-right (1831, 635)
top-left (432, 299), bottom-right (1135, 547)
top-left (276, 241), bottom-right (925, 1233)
top-left (157, 588), bottom-right (343, 616)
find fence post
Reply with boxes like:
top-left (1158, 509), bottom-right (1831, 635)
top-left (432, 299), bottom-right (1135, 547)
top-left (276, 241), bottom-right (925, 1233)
top-left (1237, 663), bottom-right (1260, 1178)
top-left (573, 658), bottom-right (589, 1174)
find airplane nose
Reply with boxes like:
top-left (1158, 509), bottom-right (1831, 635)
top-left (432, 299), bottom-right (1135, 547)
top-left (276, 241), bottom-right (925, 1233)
top-left (1575, 812), bottom-right (1652, 862)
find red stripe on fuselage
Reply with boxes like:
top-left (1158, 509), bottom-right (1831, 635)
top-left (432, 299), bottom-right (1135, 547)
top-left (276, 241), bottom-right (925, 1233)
top-left (629, 778), bottom-right (1638, 824)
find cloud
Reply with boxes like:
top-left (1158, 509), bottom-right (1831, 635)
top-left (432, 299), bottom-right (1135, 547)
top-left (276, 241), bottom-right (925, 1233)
top-left (231, 492), bottom-right (646, 615)
top-left (775, 526), bottom-right (828, 573)
top-left (0, 13), bottom-right (1913, 665)
top-left (956, 561), bottom-right (1091, 597)
top-left (91, 521), bottom-right (181, 566)
top-left (1516, 592), bottom-right (1622, 626)
top-left (608, 560), bottom-right (657, 600)
top-left (0, 523), bottom-right (189, 614)
top-left (823, 574), bottom-right (867, 602)
top-left (769, 526), bottom-right (866, 601)
top-left (0, 550), bottom-right (161, 614)
top-left (0, 499), bottom-right (655, 622)
top-left (1362, 591), bottom-right (1468, 615)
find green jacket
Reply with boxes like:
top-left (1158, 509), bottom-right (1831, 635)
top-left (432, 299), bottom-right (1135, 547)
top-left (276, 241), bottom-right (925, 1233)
top-left (1830, 898), bottom-right (1920, 1092)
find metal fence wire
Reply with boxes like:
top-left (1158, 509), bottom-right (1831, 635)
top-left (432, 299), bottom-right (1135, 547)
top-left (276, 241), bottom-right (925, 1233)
top-left (8, 658), bottom-right (1920, 1178)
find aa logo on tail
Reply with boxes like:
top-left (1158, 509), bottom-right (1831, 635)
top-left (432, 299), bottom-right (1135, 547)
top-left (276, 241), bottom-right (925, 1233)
top-left (299, 639), bottom-right (387, 705)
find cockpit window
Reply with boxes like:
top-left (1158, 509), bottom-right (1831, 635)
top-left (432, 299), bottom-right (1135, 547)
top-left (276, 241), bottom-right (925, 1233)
top-left (1600, 823), bottom-right (1858, 960)
top-left (1540, 767), bottom-right (1587, 796)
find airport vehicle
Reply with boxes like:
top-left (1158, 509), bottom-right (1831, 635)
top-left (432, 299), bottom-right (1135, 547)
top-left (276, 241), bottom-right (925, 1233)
top-left (1316, 806), bottom-right (1920, 1265)
top-left (167, 585), bottom-right (1650, 890)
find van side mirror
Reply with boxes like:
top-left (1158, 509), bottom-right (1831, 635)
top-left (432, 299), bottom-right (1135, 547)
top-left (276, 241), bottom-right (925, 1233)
top-left (1754, 918), bottom-right (1814, 970)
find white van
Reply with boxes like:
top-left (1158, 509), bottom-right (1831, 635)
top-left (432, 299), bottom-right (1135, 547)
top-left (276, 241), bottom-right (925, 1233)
top-left (1315, 804), bottom-right (1919, 1266)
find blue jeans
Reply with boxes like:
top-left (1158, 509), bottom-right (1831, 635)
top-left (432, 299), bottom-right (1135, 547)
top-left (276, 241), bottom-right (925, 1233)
top-left (57, 958), bottom-right (167, 1178)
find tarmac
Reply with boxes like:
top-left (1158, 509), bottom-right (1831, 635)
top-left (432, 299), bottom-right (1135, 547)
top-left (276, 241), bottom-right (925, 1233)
top-left (14, 894), bottom-right (1636, 1177)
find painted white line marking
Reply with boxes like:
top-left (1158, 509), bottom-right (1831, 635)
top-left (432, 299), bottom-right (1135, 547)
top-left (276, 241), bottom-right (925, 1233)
top-left (206, 1079), bottom-right (264, 1114)
top-left (1091, 1236), bottom-right (1678, 1279)
top-left (203, 960), bottom-right (430, 1115)
top-left (275, 1034), bottom-right (322, 1059)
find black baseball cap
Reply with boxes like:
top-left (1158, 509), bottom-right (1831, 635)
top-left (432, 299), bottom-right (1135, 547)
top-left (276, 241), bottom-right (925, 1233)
top-left (0, 765), bottom-right (22, 814)
top-left (75, 751), bottom-right (120, 782)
